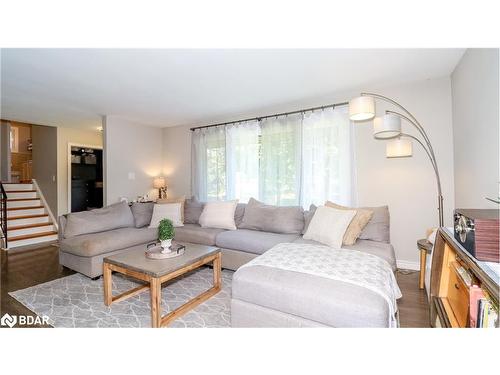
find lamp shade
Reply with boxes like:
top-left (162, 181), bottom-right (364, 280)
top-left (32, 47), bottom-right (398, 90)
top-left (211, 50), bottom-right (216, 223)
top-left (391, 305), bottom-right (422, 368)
top-left (386, 138), bottom-right (413, 158)
top-left (153, 176), bottom-right (166, 188)
top-left (373, 114), bottom-right (402, 139)
top-left (349, 96), bottom-right (375, 121)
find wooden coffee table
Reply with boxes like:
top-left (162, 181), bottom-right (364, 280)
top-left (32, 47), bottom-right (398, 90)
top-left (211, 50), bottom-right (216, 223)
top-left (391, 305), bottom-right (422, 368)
top-left (103, 243), bottom-right (221, 327)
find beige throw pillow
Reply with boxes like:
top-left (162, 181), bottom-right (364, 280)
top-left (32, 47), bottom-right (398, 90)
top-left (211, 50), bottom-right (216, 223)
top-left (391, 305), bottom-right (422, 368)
top-left (148, 203), bottom-right (184, 228)
top-left (199, 200), bottom-right (239, 230)
top-left (325, 201), bottom-right (374, 245)
top-left (303, 206), bottom-right (356, 249)
top-left (157, 196), bottom-right (186, 222)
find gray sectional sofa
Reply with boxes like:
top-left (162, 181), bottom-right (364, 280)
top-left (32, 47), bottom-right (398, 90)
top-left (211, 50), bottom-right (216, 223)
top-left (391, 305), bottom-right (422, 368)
top-left (59, 199), bottom-right (396, 281)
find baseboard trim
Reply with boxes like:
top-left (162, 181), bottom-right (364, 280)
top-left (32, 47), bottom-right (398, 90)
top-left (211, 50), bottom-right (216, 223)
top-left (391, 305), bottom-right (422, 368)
top-left (396, 260), bottom-right (420, 271)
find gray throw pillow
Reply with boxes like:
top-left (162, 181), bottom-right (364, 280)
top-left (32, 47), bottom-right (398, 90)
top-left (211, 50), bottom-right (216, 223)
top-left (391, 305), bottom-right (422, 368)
top-left (358, 205), bottom-right (390, 243)
top-left (302, 204), bottom-right (318, 234)
top-left (234, 203), bottom-right (246, 227)
top-left (239, 198), bottom-right (304, 234)
top-left (130, 202), bottom-right (154, 228)
top-left (64, 201), bottom-right (135, 238)
top-left (184, 197), bottom-right (205, 224)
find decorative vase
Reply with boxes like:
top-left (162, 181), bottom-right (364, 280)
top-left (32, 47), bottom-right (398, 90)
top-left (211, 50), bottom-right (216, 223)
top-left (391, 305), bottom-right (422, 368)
top-left (160, 239), bottom-right (172, 253)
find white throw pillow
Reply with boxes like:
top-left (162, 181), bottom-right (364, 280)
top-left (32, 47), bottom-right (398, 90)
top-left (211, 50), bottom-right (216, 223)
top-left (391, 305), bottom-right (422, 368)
top-left (198, 200), bottom-right (239, 230)
top-left (148, 203), bottom-right (184, 228)
top-left (303, 205), bottom-right (356, 249)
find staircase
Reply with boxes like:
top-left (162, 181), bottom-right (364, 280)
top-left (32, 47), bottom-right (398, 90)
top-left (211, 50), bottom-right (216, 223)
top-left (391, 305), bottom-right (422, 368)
top-left (2, 182), bottom-right (58, 249)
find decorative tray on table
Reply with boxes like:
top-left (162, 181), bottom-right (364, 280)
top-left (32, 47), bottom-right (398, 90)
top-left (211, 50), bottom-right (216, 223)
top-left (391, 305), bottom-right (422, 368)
top-left (145, 242), bottom-right (185, 260)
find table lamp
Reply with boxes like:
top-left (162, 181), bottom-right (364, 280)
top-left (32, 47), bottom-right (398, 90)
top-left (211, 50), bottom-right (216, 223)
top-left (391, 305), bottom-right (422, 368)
top-left (153, 177), bottom-right (167, 199)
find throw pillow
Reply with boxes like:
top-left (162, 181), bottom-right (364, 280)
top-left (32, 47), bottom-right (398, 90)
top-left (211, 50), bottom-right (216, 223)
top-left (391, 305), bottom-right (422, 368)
top-left (64, 201), bottom-right (135, 238)
top-left (239, 198), bottom-right (304, 234)
top-left (234, 203), bottom-right (246, 227)
top-left (358, 205), bottom-right (390, 243)
top-left (157, 196), bottom-right (186, 221)
top-left (184, 197), bottom-right (205, 224)
top-left (325, 201), bottom-right (374, 245)
top-left (130, 202), bottom-right (154, 228)
top-left (148, 203), bottom-right (184, 228)
top-left (198, 200), bottom-right (239, 230)
top-left (303, 205), bottom-right (356, 249)
top-left (302, 204), bottom-right (318, 234)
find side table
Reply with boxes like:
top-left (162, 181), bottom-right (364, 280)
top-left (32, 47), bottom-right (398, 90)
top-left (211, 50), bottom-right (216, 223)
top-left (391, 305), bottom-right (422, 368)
top-left (417, 239), bottom-right (433, 289)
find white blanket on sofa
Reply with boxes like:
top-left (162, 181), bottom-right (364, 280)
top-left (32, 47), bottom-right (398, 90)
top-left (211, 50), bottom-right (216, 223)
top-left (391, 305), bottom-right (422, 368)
top-left (240, 243), bottom-right (402, 327)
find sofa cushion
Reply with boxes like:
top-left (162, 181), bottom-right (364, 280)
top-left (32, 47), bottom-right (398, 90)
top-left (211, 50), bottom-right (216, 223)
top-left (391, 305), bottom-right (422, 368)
top-left (130, 202), bottom-right (154, 228)
top-left (239, 198), bottom-right (304, 234)
top-left (184, 198), bottom-right (204, 224)
top-left (173, 223), bottom-right (227, 246)
top-left (358, 205), bottom-right (390, 243)
top-left (216, 229), bottom-right (300, 255)
top-left (293, 237), bottom-right (396, 270)
top-left (60, 227), bottom-right (158, 257)
top-left (64, 201), bottom-right (135, 238)
top-left (232, 265), bottom-right (389, 327)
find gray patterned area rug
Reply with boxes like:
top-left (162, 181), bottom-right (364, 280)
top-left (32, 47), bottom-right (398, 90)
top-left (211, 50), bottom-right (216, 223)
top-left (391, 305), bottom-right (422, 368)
top-left (9, 267), bottom-right (233, 328)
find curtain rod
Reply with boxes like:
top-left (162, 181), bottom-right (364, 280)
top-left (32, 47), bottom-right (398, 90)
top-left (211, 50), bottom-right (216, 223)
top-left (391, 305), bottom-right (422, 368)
top-left (189, 101), bottom-right (349, 131)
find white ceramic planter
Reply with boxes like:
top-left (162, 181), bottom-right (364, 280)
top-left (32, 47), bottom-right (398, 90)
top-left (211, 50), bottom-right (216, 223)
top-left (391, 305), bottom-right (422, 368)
top-left (160, 239), bottom-right (172, 253)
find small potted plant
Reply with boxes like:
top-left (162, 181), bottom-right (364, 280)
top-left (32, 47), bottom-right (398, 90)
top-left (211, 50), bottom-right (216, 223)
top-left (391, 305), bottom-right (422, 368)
top-left (158, 218), bottom-right (175, 253)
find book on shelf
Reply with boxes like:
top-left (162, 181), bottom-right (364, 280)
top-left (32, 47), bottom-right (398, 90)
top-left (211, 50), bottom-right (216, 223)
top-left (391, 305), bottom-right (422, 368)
top-left (471, 287), bottom-right (499, 328)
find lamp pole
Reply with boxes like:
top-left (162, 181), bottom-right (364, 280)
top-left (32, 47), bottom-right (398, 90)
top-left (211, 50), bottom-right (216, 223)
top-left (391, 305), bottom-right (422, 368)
top-left (356, 93), bottom-right (444, 227)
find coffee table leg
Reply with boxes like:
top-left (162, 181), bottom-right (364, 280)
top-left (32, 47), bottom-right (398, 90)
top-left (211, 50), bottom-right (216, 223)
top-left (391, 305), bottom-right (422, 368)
top-left (213, 252), bottom-right (222, 289)
top-left (150, 277), bottom-right (162, 328)
top-left (103, 262), bottom-right (113, 306)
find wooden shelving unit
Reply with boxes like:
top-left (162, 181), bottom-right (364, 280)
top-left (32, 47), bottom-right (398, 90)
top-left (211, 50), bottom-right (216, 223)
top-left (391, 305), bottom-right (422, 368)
top-left (430, 227), bottom-right (499, 327)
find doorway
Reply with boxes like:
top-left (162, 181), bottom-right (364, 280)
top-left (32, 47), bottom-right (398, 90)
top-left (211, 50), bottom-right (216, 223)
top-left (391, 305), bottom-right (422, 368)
top-left (68, 144), bottom-right (103, 213)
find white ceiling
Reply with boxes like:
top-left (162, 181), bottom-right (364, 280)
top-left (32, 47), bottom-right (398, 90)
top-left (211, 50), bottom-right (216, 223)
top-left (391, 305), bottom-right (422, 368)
top-left (1, 49), bottom-right (465, 130)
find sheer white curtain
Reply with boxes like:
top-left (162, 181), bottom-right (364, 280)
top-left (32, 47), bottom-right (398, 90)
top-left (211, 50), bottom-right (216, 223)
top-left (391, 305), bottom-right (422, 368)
top-left (192, 104), bottom-right (355, 207)
top-left (301, 106), bottom-right (355, 207)
top-left (191, 125), bottom-right (226, 201)
top-left (225, 120), bottom-right (260, 202)
top-left (259, 114), bottom-right (302, 206)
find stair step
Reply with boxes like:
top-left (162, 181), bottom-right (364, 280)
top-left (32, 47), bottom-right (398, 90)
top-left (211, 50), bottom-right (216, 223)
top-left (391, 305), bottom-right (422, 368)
top-left (5, 191), bottom-right (38, 199)
top-left (9, 231), bottom-right (58, 242)
top-left (8, 224), bottom-right (55, 237)
top-left (8, 222), bottom-right (54, 230)
top-left (5, 190), bottom-right (37, 193)
top-left (6, 233), bottom-right (58, 249)
top-left (2, 183), bottom-right (34, 191)
top-left (7, 206), bottom-right (46, 217)
top-left (7, 213), bottom-right (49, 221)
top-left (7, 198), bottom-right (39, 201)
top-left (7, 205), bottom-right (44, 211)
top-left (7, 198), bottom-right (42, 208)
top-left (7, 222), bottom-right (54, 236)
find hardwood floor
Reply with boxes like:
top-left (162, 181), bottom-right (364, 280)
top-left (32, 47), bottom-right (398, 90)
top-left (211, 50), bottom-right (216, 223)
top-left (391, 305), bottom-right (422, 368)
top-left (1, 245), bottom-right (75, 328)
top-left (396, 270), bottom-right (431, 327)
top-left (1, 245), bottom-right (430, 328)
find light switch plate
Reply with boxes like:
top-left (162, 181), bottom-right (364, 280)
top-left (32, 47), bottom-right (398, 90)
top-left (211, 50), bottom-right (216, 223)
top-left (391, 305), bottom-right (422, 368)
top-left (128, 172), bottom-right (135, 180)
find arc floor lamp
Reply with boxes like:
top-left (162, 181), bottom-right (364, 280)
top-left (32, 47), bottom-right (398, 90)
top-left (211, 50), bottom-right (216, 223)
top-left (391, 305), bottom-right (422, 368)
top-left (349, 93), bottom-right (444, 227)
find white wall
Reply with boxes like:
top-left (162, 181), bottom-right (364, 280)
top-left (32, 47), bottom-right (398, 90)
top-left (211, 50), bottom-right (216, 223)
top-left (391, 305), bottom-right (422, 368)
top-left (57, 127), bottom-right (103, 215)
top-left (162, 76), bottom-right (456, 267)
top-left (104, 116), bottom-right (163, 204)
top-left (451, 48), bottom-right (499, 208)
top-left (354, 77), bottom-right (455, 268)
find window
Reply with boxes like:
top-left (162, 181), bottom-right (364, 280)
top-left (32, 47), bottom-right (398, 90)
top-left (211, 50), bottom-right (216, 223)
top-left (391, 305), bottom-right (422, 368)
top-left (192, 105), bottom-right (355, 207)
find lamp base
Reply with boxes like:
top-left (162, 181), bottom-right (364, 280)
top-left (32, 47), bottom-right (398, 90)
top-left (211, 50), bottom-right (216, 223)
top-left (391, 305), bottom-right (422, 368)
top-left (158, 187), bottom-right (167, 199)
